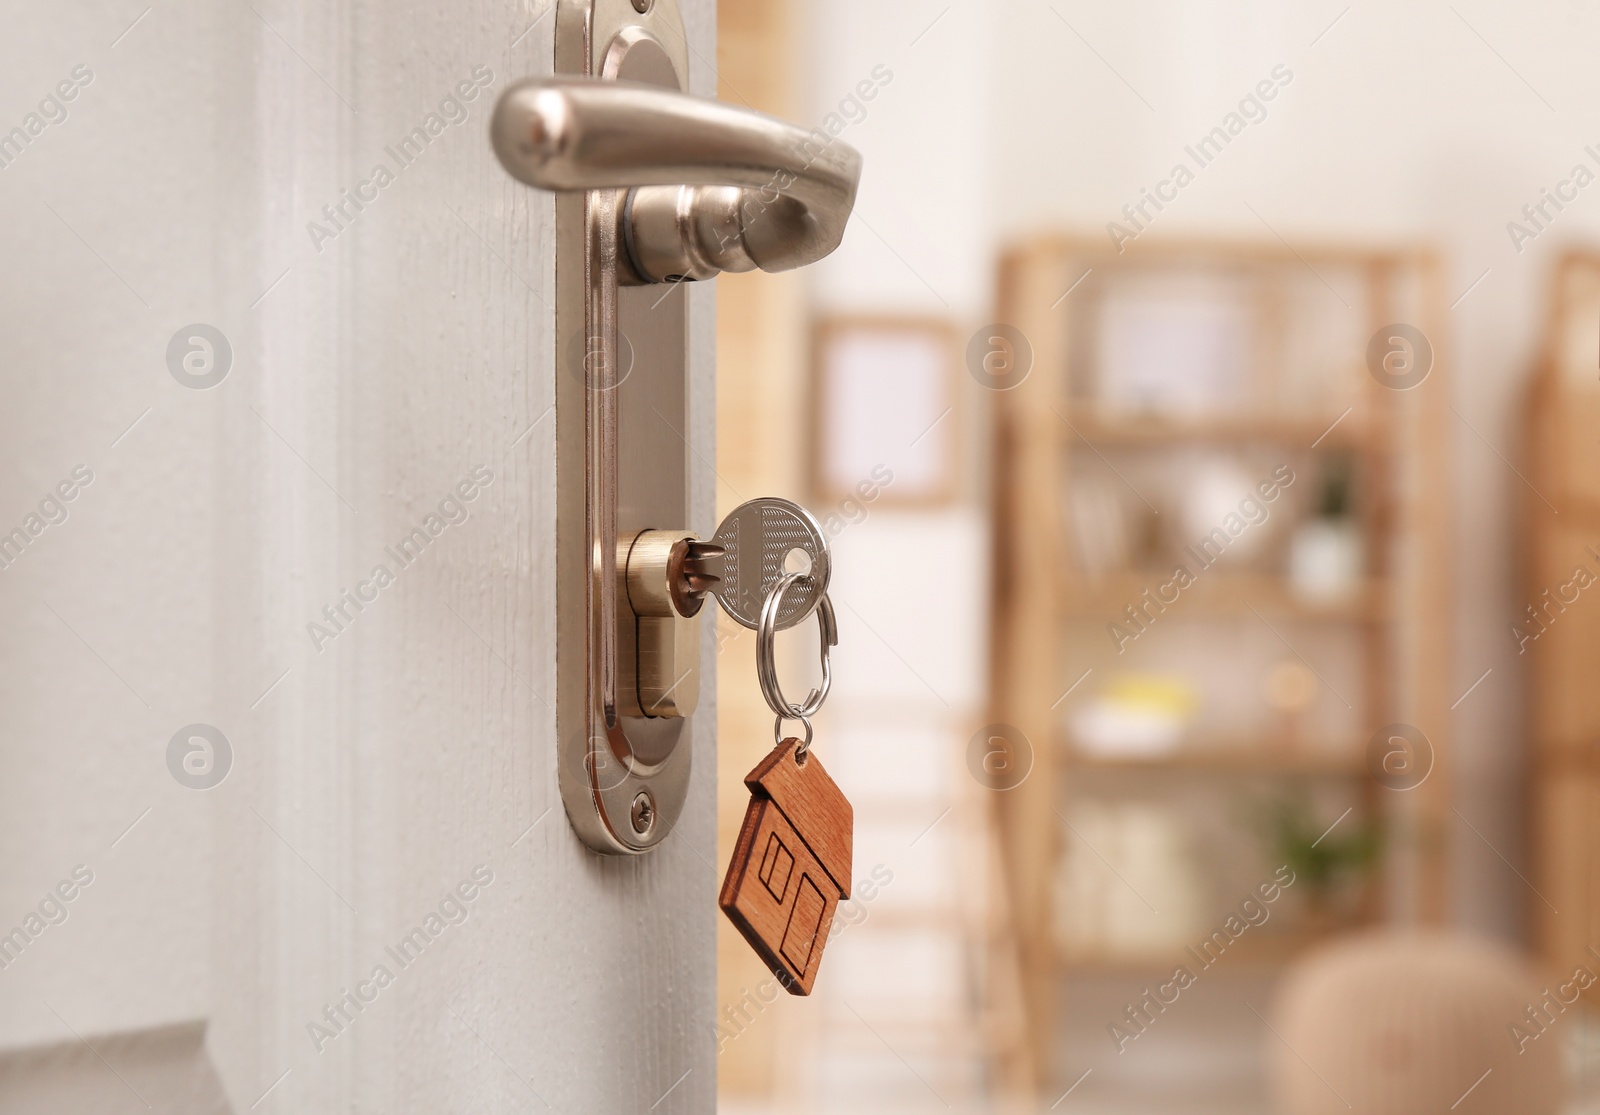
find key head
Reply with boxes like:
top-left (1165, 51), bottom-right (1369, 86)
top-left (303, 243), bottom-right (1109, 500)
top-left (719, 739), bottom-right (854, 996)
top-left (707, 497), bottom-right (830, 630)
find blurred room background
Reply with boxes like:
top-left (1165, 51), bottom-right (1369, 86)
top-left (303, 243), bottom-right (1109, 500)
top-left (715, 1), bottom-right (1600, 1111)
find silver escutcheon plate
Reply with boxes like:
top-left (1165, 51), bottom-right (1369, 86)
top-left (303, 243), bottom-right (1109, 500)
top-left (554, 0), bottom-right (693, 854)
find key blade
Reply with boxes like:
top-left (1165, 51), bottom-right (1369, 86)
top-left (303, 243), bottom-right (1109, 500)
top-left (683, 571), bottom-right (720, 593)
top-left (669, 538), bottom-right (724, 616)
top-left (681, 540), bottom-right (724, 585)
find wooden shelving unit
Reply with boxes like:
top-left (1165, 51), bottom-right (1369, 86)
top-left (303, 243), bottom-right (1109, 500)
top-left (1064, 741), bottom-right (1366, 776)
top-left (1058, 571), bottom-right (1389, 621)
top-left (1066, 409), bottom-right (1375, 448)
top-left (1058, 928), bottom-right (1339, 973)
top-left (986, 236), bottom-right (1454, 1091)
top-left (1527, 252), bottom-right (1600, 976)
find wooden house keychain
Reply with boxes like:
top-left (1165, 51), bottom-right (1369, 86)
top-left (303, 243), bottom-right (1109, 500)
top-left (719, 569), bottom-right (850, 996)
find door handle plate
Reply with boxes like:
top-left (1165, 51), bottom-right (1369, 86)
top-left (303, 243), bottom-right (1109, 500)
top-left (502, 0), bottom-right (861, 854)
top-left (551, 0), bottom-right (694, 854)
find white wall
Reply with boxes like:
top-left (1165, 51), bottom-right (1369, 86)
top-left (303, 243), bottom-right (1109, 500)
top-left (804, 0), bottom-right (994, 321)
top-left (798, 0), bottom-right (1592, 942)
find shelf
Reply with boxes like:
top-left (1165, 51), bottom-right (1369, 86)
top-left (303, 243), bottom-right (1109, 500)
top-left (1060, 571), bottom-right (1385, 623)
top-left (1062, 743), bottom-right (1364, 776)
top-left (990, 238), bottom-right (1454, 1074)
top-left (1063, 409), bottom-right (1376, 450)
top-left (1058, 929), bottom-right (1344, 973)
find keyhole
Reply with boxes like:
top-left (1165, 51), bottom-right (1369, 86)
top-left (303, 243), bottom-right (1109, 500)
top-left (783, 547), bottom-right (812, 576)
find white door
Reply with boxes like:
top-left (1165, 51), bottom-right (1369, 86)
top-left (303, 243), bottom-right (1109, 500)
top-left (0, 1), bottom-right (718, 1111)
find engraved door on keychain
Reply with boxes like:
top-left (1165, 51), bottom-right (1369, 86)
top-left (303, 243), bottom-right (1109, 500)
top-left (722, 739), bottom-right (853, 994)
top-left (719, 569), bottom-right (850, 995)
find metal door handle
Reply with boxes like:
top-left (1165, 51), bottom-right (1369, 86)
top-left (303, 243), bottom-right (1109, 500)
top-left (491, 78), bottom-right (862, 282)
top-left (490, 0), bottom-right (861, 856)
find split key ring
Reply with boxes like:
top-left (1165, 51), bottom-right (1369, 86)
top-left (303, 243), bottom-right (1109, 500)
top-left (756, 570), bottom-right (837, 755)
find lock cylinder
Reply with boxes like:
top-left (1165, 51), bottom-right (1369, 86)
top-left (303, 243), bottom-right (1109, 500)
top-left (625, 531), bottom-right (722, 619)
top-left (620, 530), bottom-right (719, 719)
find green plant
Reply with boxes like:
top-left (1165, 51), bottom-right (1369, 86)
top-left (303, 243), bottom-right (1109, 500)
top-left (1317, 457), bottom-right (1356, 520)
top-left (1259, 794), bottom-right (1382, 904)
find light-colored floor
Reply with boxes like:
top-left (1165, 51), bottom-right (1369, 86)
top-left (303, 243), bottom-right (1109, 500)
top-left (722, 968), bottom-right (1277, 1114)
top-left (1047, 968), bottom-right (1273, 1115)
top-left (724, 974), bottom-right (1600, 1113)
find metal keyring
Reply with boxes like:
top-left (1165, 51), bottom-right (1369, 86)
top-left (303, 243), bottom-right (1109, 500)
top-left (757, 571), bottom-right (837, 756)
top-left (773, 713), bottom-right (814, 753)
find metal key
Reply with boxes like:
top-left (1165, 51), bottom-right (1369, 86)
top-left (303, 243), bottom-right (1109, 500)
top-left (720, 735), bottom-right (852, 996)
top-left (720, 560), bottom-right (848, 996)
top-left (624, 498), bottom-right (829, 720)
top-left (696, 498), bottom-right (831, 631)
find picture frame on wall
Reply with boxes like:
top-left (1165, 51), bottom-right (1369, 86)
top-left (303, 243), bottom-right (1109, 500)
top-left (809, 316), bottom-right (961, 507)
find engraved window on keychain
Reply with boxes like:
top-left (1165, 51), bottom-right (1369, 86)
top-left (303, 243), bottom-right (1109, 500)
top-left (717, 571), bottom-right (851, 996)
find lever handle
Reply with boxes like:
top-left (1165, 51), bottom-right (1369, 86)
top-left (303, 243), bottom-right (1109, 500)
top-left (491, 78), bottom-right (862, 282)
